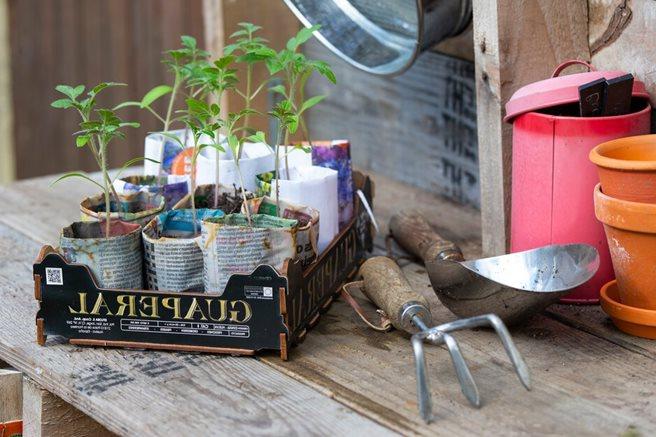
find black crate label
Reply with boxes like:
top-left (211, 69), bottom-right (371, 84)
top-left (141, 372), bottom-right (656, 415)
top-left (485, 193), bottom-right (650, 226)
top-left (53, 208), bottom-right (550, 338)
top-left (35, 255), bottom-right (288, 353)
top-left (244, 285), bottom-right (274, 300)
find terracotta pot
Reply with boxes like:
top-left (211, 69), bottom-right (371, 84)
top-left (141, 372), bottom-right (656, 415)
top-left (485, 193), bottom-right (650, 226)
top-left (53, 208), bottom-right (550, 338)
top-left (600, 280), bottom-right (656, 339)
top-left (590, 134), bottom-right (656, 203)
top-left (594, 184), bottom-right (656, 309)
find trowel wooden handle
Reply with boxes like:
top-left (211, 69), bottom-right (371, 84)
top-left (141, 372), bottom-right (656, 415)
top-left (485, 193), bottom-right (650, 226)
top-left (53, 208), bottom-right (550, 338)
top-left (359, 256), bottom-right (430, 332)
top-left (389, 211), bottom-right (464, 263)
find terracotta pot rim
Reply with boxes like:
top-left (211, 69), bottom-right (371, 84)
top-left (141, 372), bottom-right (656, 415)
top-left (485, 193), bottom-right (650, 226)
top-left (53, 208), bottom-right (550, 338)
top-left (594, 184), bottom-right (656, 233)
top-left (590, 133), bottom-right (656, 171)
top-left (600, 280), bottom-right (656, 328)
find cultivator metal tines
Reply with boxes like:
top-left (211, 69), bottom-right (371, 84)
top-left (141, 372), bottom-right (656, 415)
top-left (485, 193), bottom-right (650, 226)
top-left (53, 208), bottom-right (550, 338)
top-left (411, 314), bottom-right (532, 423)
top-left (345, 256), bottom-right (532, 423)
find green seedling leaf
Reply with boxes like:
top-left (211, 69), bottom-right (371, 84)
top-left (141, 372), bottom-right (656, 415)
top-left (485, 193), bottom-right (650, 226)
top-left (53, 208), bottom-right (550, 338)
top-left (76, 134), bottom-right (90, 148)
top-left (90, 82), bottom-right (126, 97)
top-left (51, 98), bottom-right (75, 109)
top-left (50, 171), bottom-right (105, 191)
top-left (119, 122), bottom-right (141, 128)
top-left (246, 131), bottom-right (267, 144)
top-left (310, 60), bottom-right (337, 84)
top-left (141, 85), bottom-right (173, 107)
top-left (214, 55), bottom-right (235, 69)
top-left (269, 84), bottom-right (286, 96)
top-left (113, 101), bottom-right (141, 110)
top-left (299, 95), bottom-right (325, 114)
top-left (180, 35), bottom-right (197, 50)
top-left (287, 25), bottom-right (320, 51)
top-left (159, 131), bottom-right (186, 149)
top-left (55, 84), bottom-right (84, 99)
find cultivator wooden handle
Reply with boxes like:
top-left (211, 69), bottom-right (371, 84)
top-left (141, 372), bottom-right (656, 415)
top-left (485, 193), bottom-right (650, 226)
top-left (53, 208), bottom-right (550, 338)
top-left (389, 211), bottom-right (464, 263)
top-left (359, 256), bottom-right (431, 332)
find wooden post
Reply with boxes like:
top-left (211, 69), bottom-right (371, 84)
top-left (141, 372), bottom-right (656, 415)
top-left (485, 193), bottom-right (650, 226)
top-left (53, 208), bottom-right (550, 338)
top-left (0, 369), bottom-right (21, 422)
top-left (472, 0), bottom-right (590, 255)
top-left (22, 377), bottom-right (116, 437)
top-left (0, 0), bottom-right (15, 184)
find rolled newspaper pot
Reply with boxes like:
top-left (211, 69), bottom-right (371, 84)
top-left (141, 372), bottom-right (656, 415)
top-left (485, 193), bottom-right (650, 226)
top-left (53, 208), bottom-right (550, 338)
top-left (200, 213), bottom-right (298, 294)
top-left (80, 190), bottom-right (165, 226)
top-left (311, 140), bottom-right (354, 229)
top-left (59, 220), bottom-right (143, 289)
top-left (257, 165), bottom-right (339, 253)
top-left (142, 208), bottom-right (225, 292)
top-left (114, 174), bottom-right (189, 210)
top-left (243, 196), bottom-right (319, 269)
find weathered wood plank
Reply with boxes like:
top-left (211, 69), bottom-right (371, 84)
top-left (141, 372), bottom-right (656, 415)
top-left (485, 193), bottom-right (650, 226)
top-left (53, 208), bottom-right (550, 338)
top-left (589, 0), bottom-right (656, 98)
top-left (304, 39), bottom-right (480, 207)
top-left (3, 169), bottom-right (656, 435)
top-left (0, 221), bottom-right (394, 436)
top-left (0, 0), bottom-right (14, 184)
top-left (0, 368), bottom-right (22, 422)
top-left (472, 0), bottom-right (591, 255)
top-left (23, 377), bottom-right (115, 437)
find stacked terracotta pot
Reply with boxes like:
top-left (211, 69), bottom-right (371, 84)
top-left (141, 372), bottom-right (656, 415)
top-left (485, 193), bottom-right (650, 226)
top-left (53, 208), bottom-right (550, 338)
top-left (590, 134), bottom-right (656, 338)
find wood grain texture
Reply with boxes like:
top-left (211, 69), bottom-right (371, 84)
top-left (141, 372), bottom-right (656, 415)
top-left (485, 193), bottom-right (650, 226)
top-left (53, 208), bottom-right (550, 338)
top-left (0, 178), bottom-right (391, 435)
top-left (472, 0), bottom-right (590, 255)
top-left (0, 0), bottom-right (14, 184)
top-left (3, 169), bottom-right (656, 435)
top-left (0, 368), bottom-right (22, 422)
top-left (589, 0), bottom-right (656, 98)
top-left (23, 377), bottom-right (116, 437)
top-left (7, 0), bottom-right (204, 180)
top-left (304, 38), bottom-right (480, 207)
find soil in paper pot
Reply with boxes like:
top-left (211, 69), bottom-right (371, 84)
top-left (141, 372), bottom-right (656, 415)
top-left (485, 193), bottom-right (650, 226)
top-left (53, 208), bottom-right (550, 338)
top-left (173, 183), bottom-right (253, 214)
top-left (59, 220), bottom-right (143, 289)
top-left (142, 208), bottom-right (225, 292)
top-left (200, 213), bottom-right (298, 294)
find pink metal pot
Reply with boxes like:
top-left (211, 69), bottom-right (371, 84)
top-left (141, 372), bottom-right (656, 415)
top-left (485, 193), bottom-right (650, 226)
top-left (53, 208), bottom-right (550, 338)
top-left (505, 60), bottom-right (652, 303)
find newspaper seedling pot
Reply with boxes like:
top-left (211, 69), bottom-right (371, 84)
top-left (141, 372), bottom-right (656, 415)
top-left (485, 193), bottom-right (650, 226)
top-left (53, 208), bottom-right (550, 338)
top-left (257, 166), bottom-right (338, 253)
top-left (143, 209), bottom-right (225, 292)
top-left (115, 174), bottom-right (189, 210)
top-left (594, 184), bottom-right (656, 310)
top-left (80, 190), bottom-right (165, 226)
top-left (143, 129), bottom-right (194, 176)
top-left (244, 196), bottom-right (319, 269)
top-left (201, 213), bottom-right (299, 294)
top-left (173, 183), bottom-right (252, 214)
top-left (59, 220), bottom-right (143, 289)
top-left (600, 280), bottom-right (656, 339)
top-left (590, 134), bottom-right (656, 204)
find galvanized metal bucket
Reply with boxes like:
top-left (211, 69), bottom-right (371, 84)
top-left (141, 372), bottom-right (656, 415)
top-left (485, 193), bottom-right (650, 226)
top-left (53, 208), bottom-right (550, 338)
top-left (284, 0), bottom-right (472, 75)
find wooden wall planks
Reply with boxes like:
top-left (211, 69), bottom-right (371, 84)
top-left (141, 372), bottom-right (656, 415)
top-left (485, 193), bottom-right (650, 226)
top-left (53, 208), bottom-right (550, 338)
top-left (304, 39), bottom-right (480, 207)
top-left (8, 0), bottom-right (204, 180)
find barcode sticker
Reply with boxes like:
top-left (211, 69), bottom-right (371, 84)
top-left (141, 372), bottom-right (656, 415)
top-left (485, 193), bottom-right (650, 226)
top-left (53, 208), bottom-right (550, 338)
top-left (45, 267), bottom-right (63, 285)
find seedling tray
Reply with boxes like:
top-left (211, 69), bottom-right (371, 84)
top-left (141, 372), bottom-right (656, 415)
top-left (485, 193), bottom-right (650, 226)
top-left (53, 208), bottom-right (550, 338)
top-left (33, 173), bottom-right (374, 360)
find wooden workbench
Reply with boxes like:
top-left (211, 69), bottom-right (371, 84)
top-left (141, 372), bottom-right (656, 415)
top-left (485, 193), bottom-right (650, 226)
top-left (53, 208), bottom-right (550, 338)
top-left (0, 170), bottom-right (654, 436)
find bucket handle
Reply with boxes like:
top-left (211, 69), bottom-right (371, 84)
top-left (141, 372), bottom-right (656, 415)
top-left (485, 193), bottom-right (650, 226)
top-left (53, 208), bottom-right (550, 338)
top-left (551, 60), bottom-right (595, 78)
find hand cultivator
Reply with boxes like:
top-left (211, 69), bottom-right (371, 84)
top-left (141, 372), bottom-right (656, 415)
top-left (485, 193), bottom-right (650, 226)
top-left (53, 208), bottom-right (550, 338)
top-left (343, 256), bottom-right (531, 423)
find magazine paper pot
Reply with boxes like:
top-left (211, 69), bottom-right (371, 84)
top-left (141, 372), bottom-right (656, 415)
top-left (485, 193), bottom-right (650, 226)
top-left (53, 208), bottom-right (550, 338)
top-left (143, 209), bottom-right (225, 292)
top-left (114, 174), bottom-right (189, 210)
top-left (59, 220), bottom-right (143, 289)
top-left (169, 141), bottom-right (274, 192)
top-left (80, 191), bottom-right (165, 226)
top-left (143, 129), bottom-right (194, 176)
top-left (257, 165), bottom-right (338, 253)
top-left (244, 196), bottom-right (319, 268)
top-left (200, 213), bottom-right (298, 294)
top-left (173, 183), bottom-right (253, 214)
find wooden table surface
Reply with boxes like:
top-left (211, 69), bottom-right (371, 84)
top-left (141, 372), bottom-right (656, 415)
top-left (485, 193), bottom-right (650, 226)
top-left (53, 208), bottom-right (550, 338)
top-left (0, 170), bottom-right (654, 436)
